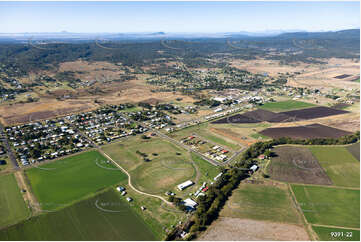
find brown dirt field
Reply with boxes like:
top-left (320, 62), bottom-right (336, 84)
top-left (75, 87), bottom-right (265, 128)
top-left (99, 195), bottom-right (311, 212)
top-left (281, 106), bottom-right (349, 120)
top-left (268, 146), bottom-right (332, 185)
top-left (260, 123), bottom-right (352, 140)
top-left (0, 99), bottom-right (96, 126)
top-left (58, 60), bottom-right (126, 82)
top-left (197, 217), bottom-right (310, 241)
top-left (212, 114), bottom-right (260, 124)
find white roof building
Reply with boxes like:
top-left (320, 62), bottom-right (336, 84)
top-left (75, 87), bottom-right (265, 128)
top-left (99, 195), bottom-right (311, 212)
top-left (177, 180), bottom-right (194, 191)
top-left (183, 198), bottom-right (198, 208)
top-left (250, 165), bottom-right (258, 172)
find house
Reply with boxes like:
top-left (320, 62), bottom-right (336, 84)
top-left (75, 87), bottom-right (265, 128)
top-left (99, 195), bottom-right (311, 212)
top-left (177, 180), bottom-right (194, 191)
top-left (126, 197), bottom-right (133, 202)
top-left (116, 186), bottom-right (125, 192)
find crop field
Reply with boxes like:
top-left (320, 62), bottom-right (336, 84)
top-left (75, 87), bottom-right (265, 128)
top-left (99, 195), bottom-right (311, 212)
top-left (260, 100), bottom-right (316, 112)
top-left (260, 123), bottom-right (352, 139)
top-left (268, 146), bottom-right (332, 185)
top-left (102, 136), bottom-right (197, 195)
top-left (0, 189), bottom-right (157, 241)
top-left (221, 182), bottom-right (302, 225)
top-left (0, 174), bottom-right (30, 228)
top-left (309, 147), bottom-right (360, 187)
top-left (346, 143), bottom-right (360, 161)
top-left (291, 185), bottom-right (360, 228)
top-left (312, 226), bottom-right (360, 241)
top-left (26, 150), bottom-right (127, 211)
top-left (281, 106), bottom-right (349, 120)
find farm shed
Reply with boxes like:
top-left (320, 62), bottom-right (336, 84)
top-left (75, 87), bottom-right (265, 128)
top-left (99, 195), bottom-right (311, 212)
top-left (177, 180), bottom-right (194, 191)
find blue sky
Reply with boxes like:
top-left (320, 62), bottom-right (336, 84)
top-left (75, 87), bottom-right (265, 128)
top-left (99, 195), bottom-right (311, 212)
top-left (0, 1), bottom-right (359, 33)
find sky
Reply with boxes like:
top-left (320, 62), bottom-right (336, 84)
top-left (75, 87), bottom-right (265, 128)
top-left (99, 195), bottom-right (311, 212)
top-left (0, 1), bottom-right (360, 33)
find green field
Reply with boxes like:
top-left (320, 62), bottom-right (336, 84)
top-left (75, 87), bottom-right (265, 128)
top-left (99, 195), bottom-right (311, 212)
top-left (0, 174), bottom-right (30, 228)
top-left (220, 183), bottom-right (302, 225)
top-left (291, 185), bottom-right (360, 228)
top-left (260, 100), bottom-right (316, 112)
top-left (347, 143), bottom-right (360, 161)
top-left (312, 226), bottom-right (360, 241)
top-left (26, 150), bottom-right (127, 211)
top-left (102, 136), bottom-right (196, 194)
top-left (0, 189), bottom-right (157, 240)
top-left (309, 147), bottom-right (360, 187)
top-left (115, 181), bottom-right (186, 240)
top-left (190, 153), bottom-right (220, 181)
top-left (249, 132), bottom-right (270, 140)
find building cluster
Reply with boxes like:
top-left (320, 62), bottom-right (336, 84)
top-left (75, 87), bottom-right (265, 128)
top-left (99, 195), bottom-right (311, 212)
top-left (6, 118), bottom-right (91, 166)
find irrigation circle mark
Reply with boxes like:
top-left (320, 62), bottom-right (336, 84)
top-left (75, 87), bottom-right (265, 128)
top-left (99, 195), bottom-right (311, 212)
top-left (94, 199), bottom-right (124, 213)
top-left (292, 159), bottom-right (319, 170)
top-left (94, 158), bottom-right (120, 170)
top-left (160, 159), bottom-right (192, 171)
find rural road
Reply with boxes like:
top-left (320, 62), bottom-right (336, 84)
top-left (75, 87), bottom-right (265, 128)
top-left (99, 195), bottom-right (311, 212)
top-left (100, 150), bottom-right (173, 206)
top-left (0, 123), bottom-right (19, 169)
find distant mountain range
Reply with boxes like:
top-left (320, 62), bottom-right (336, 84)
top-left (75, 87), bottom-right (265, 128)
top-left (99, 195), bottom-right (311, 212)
top-left (0, 29), bottom-right (359, 42)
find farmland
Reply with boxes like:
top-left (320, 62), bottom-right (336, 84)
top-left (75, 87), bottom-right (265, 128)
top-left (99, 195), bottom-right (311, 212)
top-left (260, 100), bottom-right (316, 112)
top-left (347, 143), bottom-right (360, 161)
top-left (309, 146), bottom-right (360, 187)
top-left (0, 189), bottom-right (157, 241)
top-left (102, 136), bottom-right (197, 195)
top-left (220, 182), bottom-right (303, 224)
top-left (26, 150), bottom-right (127, 210)
top-left (281, 106), bottom-right (349, 120)
top-left (312, 226), bottom-right (360, 241)
top-left (260, 123), bottom-right (352, 139)
top-left (291, 184), bottom-right (360, 228)
top-left (0, 174), bottom-right (30, 228)
top-left (268, 146), bottom-right (332, 185)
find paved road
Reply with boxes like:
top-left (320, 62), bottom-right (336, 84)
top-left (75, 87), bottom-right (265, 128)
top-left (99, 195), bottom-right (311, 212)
top-left (0, 123), bottom-right (19, 169)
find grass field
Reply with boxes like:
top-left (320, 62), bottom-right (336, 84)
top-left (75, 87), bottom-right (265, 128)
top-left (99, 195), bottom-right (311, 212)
top-left (0, 174), bottom-right (30, 228)
top-left (26, 150), bottom-right (127, 211)
top-left (312, 226), bottom-right (360, 241)
top-left (309, 147), bottom-right (360, 187)
top-left (347, 143), bottom-right (360, 161)
top-left (260, 100), bottom-right (316, 112)
top-left (220, 183), bottom-right (302, 225)
top-left (291, 184), bottom-right (360, 228)
top-left (102, 136), bottom-right (196, 195)
top-left (115, 182), bottom-right (186, 240)
top-left (0, 189), bottom-right (157, 240)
